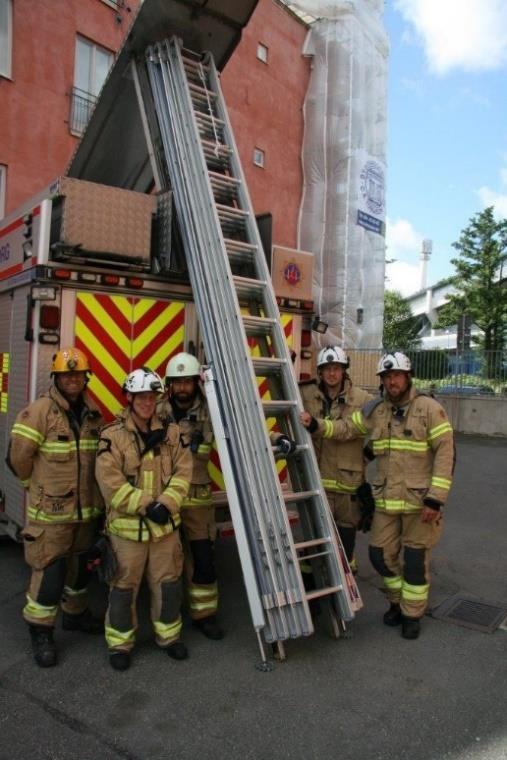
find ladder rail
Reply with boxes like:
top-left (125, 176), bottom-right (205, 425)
top-left (147, 41), bottom-right (311, 640)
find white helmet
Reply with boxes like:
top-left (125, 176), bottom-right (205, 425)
top-left (376, 352), bottom-right (412, 376)
top-left (123, 368), bottom-right (163, 394)
top-left (317, 346), bottom-right (349, 368)
top-left (165, 352), bottom-right (200, 379)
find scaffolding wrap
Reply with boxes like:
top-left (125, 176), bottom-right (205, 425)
top-left (294, 0), bottom-right (388, 349)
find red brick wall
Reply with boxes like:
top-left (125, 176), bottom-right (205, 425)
top-left (222, 0), bottom-right (310, 249)
top-left (0, 0), bottom-right (139, 213)
top-left (1, 0), bottom-right (309, 249)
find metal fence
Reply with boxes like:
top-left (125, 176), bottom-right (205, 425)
top-left (347, 348), bottom-right (507, 396)
top-left (69, 87), bottom-right (97, 136)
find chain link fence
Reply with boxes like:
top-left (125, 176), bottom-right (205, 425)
top-left (347, 348), bottom-right (507, 396)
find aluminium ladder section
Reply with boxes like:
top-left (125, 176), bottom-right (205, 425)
top-left (146, 42), bottom-right (307, 645)
top-left (144, 38), bottom-right (360, 643)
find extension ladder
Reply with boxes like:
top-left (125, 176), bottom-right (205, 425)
top-left (136, 38), bottom-right (361, 664)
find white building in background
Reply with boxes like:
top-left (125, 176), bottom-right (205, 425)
top-left (406, 281), bottom-right (483, 350)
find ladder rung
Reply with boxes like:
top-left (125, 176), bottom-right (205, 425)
top-left (294, 538), bottom-right (333, 550)
top-left (283, 489), bottom-right (321, 503)
top-left (262, 400), bottom-right (298, 415)
top-left (188, 81), bottom-right (217, 101)
top-left (217, 204), bottom-right (249, 221)
top-left (297, 550), bottom-right (331, 562)
top-left (252, 357), bottom-right (286, 375)
top-left (306, 585), bottom-right (343, 601)
top-left (233, 275), bottom-right (267, 300)
top-left (243, 315), bottom-right (276, 336)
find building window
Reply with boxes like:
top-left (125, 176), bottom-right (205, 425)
top-left (0, 165), bottom-right (6, 218)
top-left (69, 37), bottom-right (113, 135)
top-left (0, 0), bottom-right (12, 79)
top-left (253, 148), bottom-right (265, 168)
top-left (257, 43), bottom-right (268, 63)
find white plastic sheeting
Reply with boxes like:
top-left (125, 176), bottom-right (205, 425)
top-left (294, 0), bottom-right (388, 349)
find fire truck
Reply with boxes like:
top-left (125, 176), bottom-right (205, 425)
top-left (0, 175), bottom-right (315, 539)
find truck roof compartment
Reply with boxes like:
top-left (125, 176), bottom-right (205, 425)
top-left (67, 0), bottom-right (258, 192)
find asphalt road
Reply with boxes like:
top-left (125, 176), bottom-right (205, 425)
top-left (1, 434), bottom-right (506, 760)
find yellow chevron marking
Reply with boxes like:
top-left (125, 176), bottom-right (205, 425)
top-left (133, 302), bottom-right (184, 356)
top-left (114, 295), bottom-right (135, 324)
top-left (75, 317), bottom-right (127, 386)
top-left (141, 328), bottom-right (185, 373)
top-left (208, 455), bottom-right (225, 491)
top-left (88, 375), bottom-right (123, 418)
top-left (77, 293), bottom-right (131, 356)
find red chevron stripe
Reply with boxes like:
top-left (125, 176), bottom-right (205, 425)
top-left (134, 310), bottom-right (185, 369)
top-left (93, 293), bottom-right (133, 338)
top-left (132, 299), bottom-right (171, 338)
top-left (76, 300), bottom-right (130, 370)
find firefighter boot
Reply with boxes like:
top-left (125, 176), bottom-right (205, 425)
top-left (29, 625), bottom-right (57, 668)
top-left (166, 641), bottom-right (189, 660)
top-left (109, 651), bottom-right (131, 671)
top-left (383, 603), bottom-right (403, 627)
top-left (193, 615), bottom-right (225, 640)
top-left (62, 609), bottom-right (104, 634)
top-left (402, 616), bottom-right (421, 640)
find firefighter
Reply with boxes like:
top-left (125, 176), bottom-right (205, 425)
top-left (299, 346), bottom-right (373, 568)
top-left (95, 368), bottom-right (192, 671)
top-left (160, 352), bottom-right (225, 640)
top-left (300, 351), bottom-right (454, 639)
top-left (8, 347), bottom-right (104, 668)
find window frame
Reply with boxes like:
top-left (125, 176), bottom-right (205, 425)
top-left (256, 42), bottom-right (269, 64)
top-left (0, 165), bottom-right (6, 219)
top-left (0, 0), bottom-right (13, 79)
top-left (253, 148), bottom-right (265, 168)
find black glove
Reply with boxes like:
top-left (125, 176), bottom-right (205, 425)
top-left (423, 497), bottom-right (442, 511)
top-left (86, 535), bottom-right (118, 584)
top-left (145, 500), bottom-right (170, 525)
top-left (190, 430), bottom-right (204, 454)
top-left (307, 416), bottom-right (319, 434)
top-left (356, 482), bottom-right (375, 533)
top-left (275, 434), bottom-right (297, 456)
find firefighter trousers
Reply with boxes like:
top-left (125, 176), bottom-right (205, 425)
top-left (105, 532), bottom-right (184, 653)
top-left (180, 503), bottom-right (218, 621)
top-left (326, 491), bottom-right (361, 563)
top-left (368, 510), bottom-right (443, 619)
top-left (22, 521), bottom-right (98, 628)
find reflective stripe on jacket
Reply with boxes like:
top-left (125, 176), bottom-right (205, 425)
top-left (95, 409), bottom-right (192, 542)
top-left (318, 386), bottom-right (454, 512)
top-left (300, 378), bottom-right (373, 493)
top-left (9, 386), bottom-right (104, 524)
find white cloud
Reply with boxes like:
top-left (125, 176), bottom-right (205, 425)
top-left (477, 186), bottom-right (507, 218)
top-left (385, 260), bottom-right (422, 296)
top-left (386, 216), bottom-right (423, 258)
top-left (385, 217), bottom-right (425, 296)
top-left (395, 0), bottom-right (507, 74)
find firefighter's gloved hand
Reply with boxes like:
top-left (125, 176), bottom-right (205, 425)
top-left (86, 536), bottom-right (118, 584)
top-left (145, 501), bottom-right (170, 525)
top-left (423, 497), bottom-right (442, 511)
top-left (275, 435), bottom-right (297, 456)
top-left (190, 430), bottom-right (204, 454)
top-left (85, 540), bottom-right (103, 573)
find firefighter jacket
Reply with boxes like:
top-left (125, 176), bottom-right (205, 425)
top-left (9, 385), bottom-right (104, 525)
top-left (95, 408), bottom-right (192, 542)
top-left (316, 386), bottom-right (454, 513)
top-left (300, 377), bottom-right (373, 494)
top-left (158, 393), bottom-right (213, 508)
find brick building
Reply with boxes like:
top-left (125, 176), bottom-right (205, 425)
top-left (0, 0), bottom-right (309, 249)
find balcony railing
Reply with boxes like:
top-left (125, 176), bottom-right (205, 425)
top-left (69, 87), bottom-right (98, 136)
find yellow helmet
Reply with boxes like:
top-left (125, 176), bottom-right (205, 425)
top-left (51, 347), bottom-right (91, 373)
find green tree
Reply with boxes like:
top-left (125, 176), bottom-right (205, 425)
top-left (383, 290), bottom-right (421, 350)
top-left (436, 207), bottom-right (507, 359)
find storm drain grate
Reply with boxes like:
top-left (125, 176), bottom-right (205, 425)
top-left (431, 595), bottom-right (507, 633)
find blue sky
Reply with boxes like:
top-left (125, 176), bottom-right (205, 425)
top-left (384, 0), bottom-right (507, 295)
